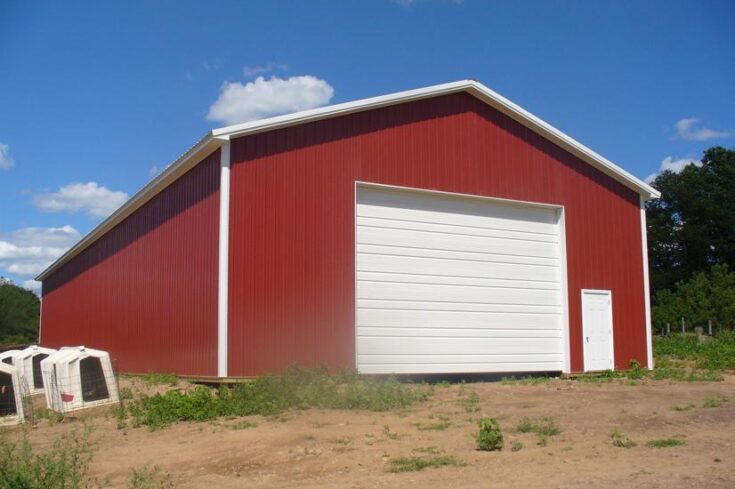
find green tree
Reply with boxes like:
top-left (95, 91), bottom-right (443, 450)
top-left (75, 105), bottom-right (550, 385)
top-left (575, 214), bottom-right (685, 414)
top-left (646, 147), bottom-right (735, 293)
top-left (652, 264), bottom-right (735, 333)
top-left (0, 278), bottom-right (40, 344)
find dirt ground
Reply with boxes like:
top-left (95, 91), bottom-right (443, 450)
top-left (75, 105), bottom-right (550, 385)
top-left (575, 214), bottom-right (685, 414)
top-left (6, 375), bottom-right (735, 489)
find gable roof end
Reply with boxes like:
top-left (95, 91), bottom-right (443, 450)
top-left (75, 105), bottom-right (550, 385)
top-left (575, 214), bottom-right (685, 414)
top-left (36, 80), bottom-right (658, 281)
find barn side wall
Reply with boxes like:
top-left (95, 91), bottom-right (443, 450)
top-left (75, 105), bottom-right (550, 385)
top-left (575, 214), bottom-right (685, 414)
top-left (41, 150), bottom-right (221, 376)
top-left (228, 92), bottom-right (647, 376)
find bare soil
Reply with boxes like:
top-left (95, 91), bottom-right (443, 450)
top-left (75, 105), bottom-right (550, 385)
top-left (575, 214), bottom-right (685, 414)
top-left (7, 375), bottom-right (735, 488)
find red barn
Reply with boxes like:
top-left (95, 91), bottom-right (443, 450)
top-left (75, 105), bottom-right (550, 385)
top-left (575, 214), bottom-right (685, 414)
top-left (37, 81), bottom-right (659, 378)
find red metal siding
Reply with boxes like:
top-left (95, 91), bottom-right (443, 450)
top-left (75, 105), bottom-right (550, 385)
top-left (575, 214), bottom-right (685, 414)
top-left (228, 93), bottom-right (647, 375)
top-left (41, 151), bottom-right (221, 376)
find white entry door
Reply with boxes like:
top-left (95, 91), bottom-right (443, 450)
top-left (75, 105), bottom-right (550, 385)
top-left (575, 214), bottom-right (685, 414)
top-left (581, 290), bottom-right (614, 371)
top-left (355, 184), bottom-right (566, 374)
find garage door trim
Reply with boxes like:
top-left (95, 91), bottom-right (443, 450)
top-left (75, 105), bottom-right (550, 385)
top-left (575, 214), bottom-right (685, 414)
top-left (353, 181), bottom-right (571, 374)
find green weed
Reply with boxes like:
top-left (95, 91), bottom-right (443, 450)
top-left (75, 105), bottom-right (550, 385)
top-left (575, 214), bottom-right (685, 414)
top-left (654, 332), bottom-right (735, 370)
top-left (516, 417), bottom-right (561, 446)
top-left (455, 391), bottom-right (481, 413)
top-left (610, 430), bottom-right (636, 448)
top-left (231, 420), bottom-right (257, 430)
top-left (510, 440), bottom-right (523, 452)
top-left (0, 426), bottom-right (93, 489)
top-left (646, 438), bottom-right (686, 448)
top-left (702, 395), bottom-right (728, 408)
top-left (140, 373), bottom-right (179, 386)
top-left (123, 365), bottom-right (429, 430)
top-left (412, 446), bottom-right (442, 454)
top-left (476, 418), bottom-right (503, 451)
top-left (34, 407), bottom-right (65, 425)
top-left (128, 464), bottom-right (174, 489)
top-left (383, 425), bottom-right (399, 440)
top-left (671, 403), bottom-right (696, 412)
top-left (388, 455), bottom-right (464, 473)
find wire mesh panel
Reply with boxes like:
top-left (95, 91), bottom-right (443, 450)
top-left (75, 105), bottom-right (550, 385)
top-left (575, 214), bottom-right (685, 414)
top-left (41, 348), bottom-right (119, 414)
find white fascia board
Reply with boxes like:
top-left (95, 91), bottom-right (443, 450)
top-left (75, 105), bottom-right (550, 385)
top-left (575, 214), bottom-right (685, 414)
top-left (35, 134), bottom-right (227, 281)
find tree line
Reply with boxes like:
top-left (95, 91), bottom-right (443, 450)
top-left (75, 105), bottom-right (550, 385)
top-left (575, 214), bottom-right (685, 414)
top-left (647, 147), bottom-right (735, 333)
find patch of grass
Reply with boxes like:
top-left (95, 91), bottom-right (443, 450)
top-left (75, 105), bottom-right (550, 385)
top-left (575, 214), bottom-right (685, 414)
top-left (310, 421), bottom-right (327, 428)
top-left (455, 391), bottom-right (481, 413)
top-left (412, 446), bottom-right (442, 454)
top-left (702, 395), bottom-right (728, 408)
top-left (34, 407), bottom-right (65, 425)
top-left (120, 387), bottom-right (134, 400)
top-left (388, 455), bottom-right (464, 473)
top-left (415, 415), bottom-right (451, 431)
top-left (0, 426), bottom-right (93, 489)
top-left (383, 425), bottom-right (399, 440)
top-left (500, 376), bottom-right (553, 385)
top-left (140, 373), bottom-right (179, 386)
top-left (646, 438), bottom-right (686, 448)
top-left (124, 365), bottom-right (429, 430)
top-left (476, 418), bottom-right (503, 451)
top-left (671, 403), bottom-right (696, 412)
top-left (510, 440), bottom-right (523, 452)
top-left (610, 430), bottom-right (636, 448)
top-left (128, 464), bottom-right (174, 489)
top-left (516, 417), bottom-right (561, 446)
top-left (654, 332), bottom-right (735, 370)
top-left (328, 437), bottom-right (351, 445)
top-left (231, 420), bottom-right (257, 430)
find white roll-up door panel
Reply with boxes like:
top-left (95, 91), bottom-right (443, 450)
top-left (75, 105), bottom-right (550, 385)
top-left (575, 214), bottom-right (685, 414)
top-left (355, 185), bottom-right (565, 374)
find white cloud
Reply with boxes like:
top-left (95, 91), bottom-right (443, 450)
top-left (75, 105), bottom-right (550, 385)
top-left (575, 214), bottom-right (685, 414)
top-left (0, 143), bottom-right (14, 170)
top-left (206, 75), bottom-right (335, 126)
top-left (0, 225), bottom-right (80, 292)
top-left (33, 182), bottom-right (129, 219)
top-left (149, 165), bottom-right (160, 177)
top-left (243, 64), bottom-right (273, 77)
top-left (645, 156), bottom-right (701, 183)
top-left (675, 117), bottom-right (730, 141)
top-left (22, 280), bottom-right (41, 294)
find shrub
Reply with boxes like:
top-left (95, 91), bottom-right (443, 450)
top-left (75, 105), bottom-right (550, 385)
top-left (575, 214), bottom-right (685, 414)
top-left (476, 418), bottom-right (503, 451)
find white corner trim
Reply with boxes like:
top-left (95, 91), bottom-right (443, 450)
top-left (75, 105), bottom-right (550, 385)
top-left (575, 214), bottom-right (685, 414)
top-left (558, 208), bottom-right (571, 374)
top-left (640, 197), bottom-right (654, 369)
top-left (217, 139), bottom-right (231, 377)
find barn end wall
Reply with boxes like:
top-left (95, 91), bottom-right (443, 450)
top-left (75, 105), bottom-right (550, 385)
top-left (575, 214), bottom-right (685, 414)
top-left (40, 150), bottom-right (221, 376)
top-left (228, 92), bottom-right (648, 376)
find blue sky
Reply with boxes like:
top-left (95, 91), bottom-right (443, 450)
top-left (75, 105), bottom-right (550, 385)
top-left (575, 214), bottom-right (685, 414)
top-left (1, 0), bottom-right (733, 292)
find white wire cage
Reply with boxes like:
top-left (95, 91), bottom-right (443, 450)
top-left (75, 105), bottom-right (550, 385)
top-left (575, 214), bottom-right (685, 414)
top-left (0, 349), bottom-right (22, 366)
top-left (41, 346), bottom-right (119, 413)
top-left (15, 345), bottom-right (57, 396)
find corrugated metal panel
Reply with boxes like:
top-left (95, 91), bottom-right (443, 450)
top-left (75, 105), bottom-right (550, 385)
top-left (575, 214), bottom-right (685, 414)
top-left (228, 92), bottom-right (646, 375)
top-left (41, 150), bottom-right (221, 376)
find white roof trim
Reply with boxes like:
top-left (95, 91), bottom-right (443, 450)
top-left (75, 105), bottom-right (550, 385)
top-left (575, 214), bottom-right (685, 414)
top-left (36, 80), bottom-right (658, 281)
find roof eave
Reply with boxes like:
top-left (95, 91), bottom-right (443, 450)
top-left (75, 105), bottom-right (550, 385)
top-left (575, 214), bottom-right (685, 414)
top-left (35, 132), bottom-right (226, 281)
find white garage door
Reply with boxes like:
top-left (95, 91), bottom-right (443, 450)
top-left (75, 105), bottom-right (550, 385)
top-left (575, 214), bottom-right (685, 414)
top-left (355, 185), bottom-right (566, 374)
